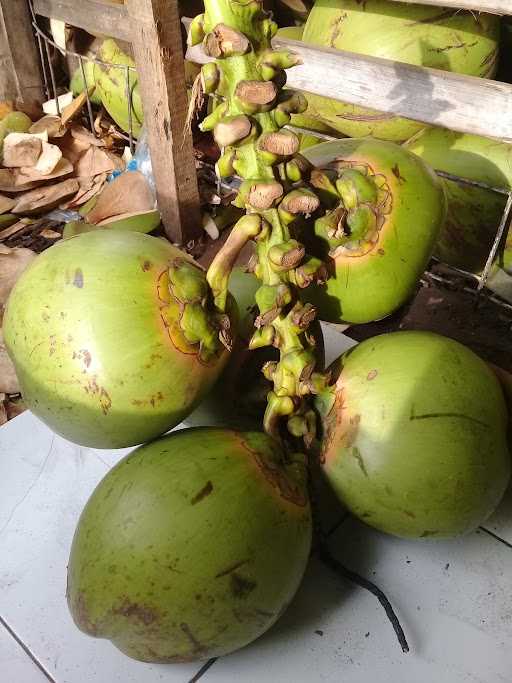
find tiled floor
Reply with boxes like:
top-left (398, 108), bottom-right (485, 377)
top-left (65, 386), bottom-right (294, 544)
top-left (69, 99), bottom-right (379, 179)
top-left (1, 329), bottom-right (511, 683)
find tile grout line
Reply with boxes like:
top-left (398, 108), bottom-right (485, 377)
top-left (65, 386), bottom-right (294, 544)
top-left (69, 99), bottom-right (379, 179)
top-left (0, 615), bottom-right (57, 683)
top-left (187, 657), bottom-right (219, 682)
top-left (479, 526), bottom-right (512, 550)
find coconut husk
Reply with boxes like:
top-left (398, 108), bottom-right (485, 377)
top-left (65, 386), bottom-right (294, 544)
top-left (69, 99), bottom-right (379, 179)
top-left (0, 169), bottom-right (40, 193)
top-left (0, 245), bottom-right (36, 306)
top-left (32, 141), bottom-right (63, 176)
top-left (86, 171), bottom-right (154, 225)
top-left (0, 195), bottom-right (16, 214)
top-left (29, 115), bottom-right (66, 139)
top-left (2, 133), bottom-right (42, 168)
top-left (17, 157), bottom-right (73, 184)
top-left (0, 218), bottom-right (28, 241)
top-left (0, 328), bottom-right (19, 393)
top-left (96, 209), bottom-right (161, 233)
top-left (56, 133), bottom-right (91, 165)
top-left (60, 172), bottom-right (107, 209)
top-left (61, 87), bottom-right (96, 127)
top-left (43, 92), bottom-right (73, 116)
top-left (75, 146), bottom-right (116, 178)
top-left (12, 178), bottom-right (79, 215)
top-left (70, 124), bottom-right (106, 147)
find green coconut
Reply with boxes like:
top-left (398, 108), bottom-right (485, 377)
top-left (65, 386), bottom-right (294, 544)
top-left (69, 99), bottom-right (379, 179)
top-left (315, 331), bottom-right (510, 539)
top-left (404, 127), bottom-right (512, 275)
top-left (70, 60), bottom-right (102, 106)
top-left (294, 0), bottom-right (500, 141)
top-left (0, 111), bottom-right (32, 155)
top-left (93, 40), bottom-right (144, 138)
top-left (300, 138), bottom-right (447, 324)
top-left (3, 231), bottom-right (234, 448)
top-left (67, 428), bottom-right (312, 662)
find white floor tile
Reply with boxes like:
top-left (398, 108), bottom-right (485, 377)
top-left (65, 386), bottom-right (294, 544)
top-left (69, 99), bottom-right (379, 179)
top-left (205, 516), bottom-right (512, 683)
top-left (0, 413), bottom-right (200, 683)
top-left (0, 623), bottom-right (50, 683)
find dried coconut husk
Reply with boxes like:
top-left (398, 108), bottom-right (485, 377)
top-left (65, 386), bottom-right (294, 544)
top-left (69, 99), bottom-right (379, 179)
top-left (56, 132), bottom-right (91, 165)
top-left (2, 133), bottom-right (42, 168)
top-left (85, 171), bottom-right (154, 225)
top-left (60, 172), bottom-right (107, 209)
top-left (0, 169), bottom-right (40, 193)
top-left (0, 244), bottom-right (36, 306)
top-left (60, 88), bottom-right (96, 127)
top-left (12, 178), bottom-right (79, 215)
top-left (70, 124), bottom-right (105, 147)
top-left (29, 115), bottom-right (66, 139)
top-left (0, 328), bottom-right (19, 393)
top-left (75, 146), bottom-right (116, 178)
top-left (0, 195), bottom-right (16, 214)
top-left (17, 157), bottom-right (73, 184)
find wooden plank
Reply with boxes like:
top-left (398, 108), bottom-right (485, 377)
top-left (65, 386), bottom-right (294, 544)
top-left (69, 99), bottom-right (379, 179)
top-left (0, 0), bottom-right (44, 105)
top-left (33, 0), bottom-right (131, 42)
top-left (386, 0), bottom-right (510, 15)
top-left (186, 35), bottom-right (512, 141)
top-left (126, 0), bottom-right (201, 244)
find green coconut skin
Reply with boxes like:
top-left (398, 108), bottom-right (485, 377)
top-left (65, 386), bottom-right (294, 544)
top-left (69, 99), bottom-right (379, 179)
top-left (3, 231), bottom-right (234, 448)
top-left (404, 127), bottom-right (512, 274)
top-left (315, 331), bottom-right (511, 539)
top-left (67, 428), bottom-right (312, 662)
top-left (296, 0), bottom-right (500, 141)
top-left (301, 138), bottom-right (447, 324)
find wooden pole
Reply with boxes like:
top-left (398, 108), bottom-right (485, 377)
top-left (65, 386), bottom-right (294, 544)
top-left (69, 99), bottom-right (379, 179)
top-left (0, 0), bottom-right (44, 107)
top-left (126, 0), bottom-right (201, 245)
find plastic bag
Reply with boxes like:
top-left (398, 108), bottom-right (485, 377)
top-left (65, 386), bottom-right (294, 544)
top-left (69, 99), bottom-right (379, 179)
top-left (109, 126), bottom-right (156, 200)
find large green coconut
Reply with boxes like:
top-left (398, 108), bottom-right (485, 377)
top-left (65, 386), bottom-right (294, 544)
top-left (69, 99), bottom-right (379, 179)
top-left (3, 231), bottom-right (234, 448)
top-left (315, 331), bottom-right (510, 539)
top-left (404, 127), bottom-right (512, 276)
top-left (67, 428), bottom-right (312, 662)
top-left (300, 138), bottom-right (447, 324)
top-left (292, 0), bottom-right (500, 142)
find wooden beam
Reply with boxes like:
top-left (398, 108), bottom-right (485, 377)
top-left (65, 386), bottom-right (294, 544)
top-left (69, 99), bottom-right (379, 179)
top-left (0, 0), bottom-right (44, 105)
top-left (126, 0), bottom-right (201, 244)
top-left (186, 36), bottom-right (512, 142)
top-left (33, 0), bottom-right (131, 42)
top-left (386, 0), bottom-right (510, 15)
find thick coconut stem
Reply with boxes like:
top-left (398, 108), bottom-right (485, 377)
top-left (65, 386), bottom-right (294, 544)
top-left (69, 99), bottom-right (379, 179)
top-left (192, 0), bottom-right (328, 445)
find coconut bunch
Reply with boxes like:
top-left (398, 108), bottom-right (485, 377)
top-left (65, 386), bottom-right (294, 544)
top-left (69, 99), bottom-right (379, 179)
top-left (2, 0), bottom-right (511, 667)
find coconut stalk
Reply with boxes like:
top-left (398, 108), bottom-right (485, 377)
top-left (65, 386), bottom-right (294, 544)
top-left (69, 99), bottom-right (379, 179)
top-left (189, 0), bottom-right (330, 446)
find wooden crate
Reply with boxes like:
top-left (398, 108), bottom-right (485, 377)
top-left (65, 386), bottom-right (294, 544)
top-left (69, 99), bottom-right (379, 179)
top-left (14, 0), bottom-right (512, 244)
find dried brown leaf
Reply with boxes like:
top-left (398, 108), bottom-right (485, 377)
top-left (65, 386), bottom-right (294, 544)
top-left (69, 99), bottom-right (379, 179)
top-left (12, 178), bottom-right (79, 215)
top-left (0, 328), bottom-right (19, 393)
top-left (75, 146), bottom-right (116, 178)
top-left (29, 115), bottom-right (66, 139)
top-left (70, 124), bottom-right (105, 147)
top-left (86, 171), bottom-right (154, 225)
top-left (0, 194), bottom-right (16, 214)
top-left (17, 157), bottom-right (73, 183)
top-left (0, 245), bottom-right (36, 306)
top-left (61, 87), bottom-right (96, 127)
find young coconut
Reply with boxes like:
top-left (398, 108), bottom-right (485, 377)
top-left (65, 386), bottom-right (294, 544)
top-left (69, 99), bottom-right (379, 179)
top-left (67, 428), bottom-right (312, 662)
top-left (300, 138), bottom-right (447, 324)
top-left (3, 231), bottom-right (235, 447)
top-left (404, 127), bottom-right (512, 275)
top-left (293, 0), bottom-right (499, 142)
top-left (315, 331), bottom-right (511, 539)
